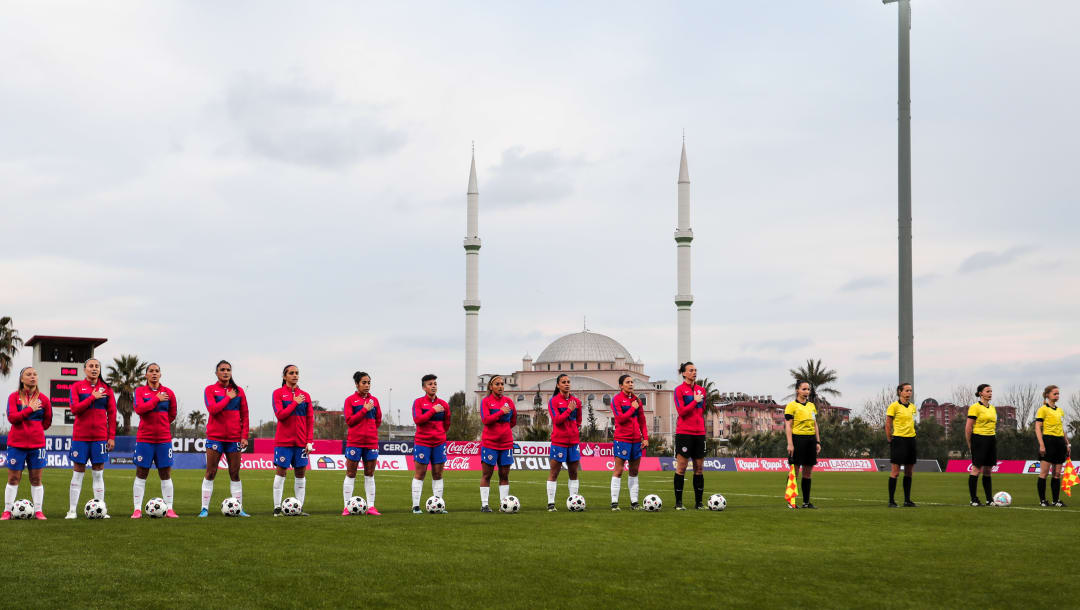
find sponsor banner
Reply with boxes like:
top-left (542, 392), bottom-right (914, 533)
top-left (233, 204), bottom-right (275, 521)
top-left (253, 438), bottom-right (340, 454)
top-left (309, 454), bottom-right (410, 471)
top-left (173, 437), bottom-right (255, 454)
top-left (441, 441), bottom-right (615, 457)
top-left (945, 460), bottom-right (1029, 474)
top-left (732, 458), bottom-right (876, 472)
top-left (1022, 460), bottom-right (1080, 475)
top-left (659, 457), bottom-right (737, 471)
top-left (379, 440), bottom-right (414, 455)
top-left (872, 459), bottom-right (942, 473)
top-left (733, 458), bottom-right (790, 472)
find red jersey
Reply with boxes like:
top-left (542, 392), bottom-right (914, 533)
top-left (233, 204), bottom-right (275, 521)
top-left (548, 393), bottom-right (582, 446)
top-left (611, 391), bottom-right (648, 443)
top-left (480, 394), bottom-right (517, 450)
top-left (134, 384), bottom-right (177, 443)
top-left (6, 391), bottom-right (52, 448)
top-left (344, 392), bottom-right (382, 448)
top-left (412, 395), bottom-right (450, 447)
top-left (674, 382), bottom-right (706, 436)
top-left (273, 386), bottom-right (314, 447)
top-left (204, 383), bottom-right (249, 442)
top-left (70, 378), bottom-right (117, 442)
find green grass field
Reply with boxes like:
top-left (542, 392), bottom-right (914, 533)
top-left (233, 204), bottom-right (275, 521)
top-left (1, 469), bottom-right (1075, 608)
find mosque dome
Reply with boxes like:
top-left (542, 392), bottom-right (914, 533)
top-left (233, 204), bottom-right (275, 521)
top-left (535, 331), bottom-right (634, 364)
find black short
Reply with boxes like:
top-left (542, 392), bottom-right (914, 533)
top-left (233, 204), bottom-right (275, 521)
top-left (675, 434), bottom-right (706, 459)
top-left (890, 436), bottom-right (917, 465)
top-left (789, 434), bottom-right (817, 466)
top-left (1042, 435), bottom-right (1067, 465)
top-left (970, 434), bottom-right (996, 467)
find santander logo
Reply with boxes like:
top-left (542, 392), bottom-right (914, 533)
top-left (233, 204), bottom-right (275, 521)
top-left (580, 445), bottom-right (595, 457)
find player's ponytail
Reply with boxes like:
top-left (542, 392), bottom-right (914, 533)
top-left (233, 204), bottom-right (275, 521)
top-left (552, 373), bottom-right (569, 399)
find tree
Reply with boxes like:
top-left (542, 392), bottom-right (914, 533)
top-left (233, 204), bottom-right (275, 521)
top-left (105, 354), bottom-right (147, 435)
top-left (647, 435), bottom-right (672, 457)
top-left (695, 378), bottom-right (723, 415)
top-left (1063, 391), bottom-right (1080, 428)
top-left (860, 386), bottom-right (894, 430)
top-left (950, 384), bottom-right (976, 409)
top-left (787, 359), bottom-right (841, 405)
top-left (187, 410), bottom-right (207, 435)
top-left (0, 316), bottom-right (22, 378)
top-left (445, 391), bottom-right (481, 441)
top-left (1003, 383), bottom-right (1039, 430)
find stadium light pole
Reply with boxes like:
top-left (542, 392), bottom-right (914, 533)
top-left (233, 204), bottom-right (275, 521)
top-left (884, 0), bottom-right (914, 387)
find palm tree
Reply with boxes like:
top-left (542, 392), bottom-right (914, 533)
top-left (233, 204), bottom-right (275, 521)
top-left (695, 377), bottom-right (723, 416)
top-left (105, 354), bottom-right (148, 434)
top-left (787, 358), bottom-right (841, 405)
top-left (0, 316), bottom-right (23, 378)
top-left (187, 411), bottom-right (207, 435)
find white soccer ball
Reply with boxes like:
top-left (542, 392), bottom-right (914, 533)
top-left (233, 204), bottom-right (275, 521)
top-left (425, 495), bottom-right (446, 514)
top-left (84, 498), bottom-right (107, 519)
top-left (12, 499), bottom-right (34, 519)
top-left (642, 494), bottom-right (663, 512)
top-left (346, 496), bottom-right (368, 515)
top-left (221, 497), bottom-right (242, 516)
top-left (281, 497), bottom-right (302, 516)
top-left (566, 494), bottom-right (586, 512)
top-left (144, 497), bottom-right (168, 518)
top-left (708, 494), bottom-right (727, 511)
top-left (500, 495), bottom-right (521, 514)
top-left (993, 491), bottom-right (1012, 507)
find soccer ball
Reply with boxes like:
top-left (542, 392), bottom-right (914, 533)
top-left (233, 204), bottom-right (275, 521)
top-left (500, 495), bottom-right (521, 514)
top-left (144, 497), bottom-right (168, 518)
top-left (11, 499), bottom-right (34, 519)
top-left (281, 497), bottom-right (302, 516)
top-left (84, 498), bottom-right (107, 519)
top-left (425, 496), bottom-right (446, 514)
top-left (221, 497), bottom-right (242, 516)
top-left (993, 491), bottom-right (1012, 507)
top-left (346, 496), bottom-right (368, 515)
top-left (566, 494), bottom-right (586, 512)
top-left (642, 494), bottom-right (663, 512)
top-left (708, 494), bottom-right (727, 511)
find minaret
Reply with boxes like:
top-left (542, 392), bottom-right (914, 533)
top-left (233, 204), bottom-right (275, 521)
top-left (463, 146), bottom-right (481, 407)
top-left (674, 138), bottom-right (693, 365)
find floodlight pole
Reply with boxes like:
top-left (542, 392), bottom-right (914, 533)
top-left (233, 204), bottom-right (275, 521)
top-left (885, 0), bottom-right (914, 386)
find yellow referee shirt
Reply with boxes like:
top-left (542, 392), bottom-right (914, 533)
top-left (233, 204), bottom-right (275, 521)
top-left (967, 402), bottom-right (997, 436)
top-left (886, 401), bottom-right (917, 437)
top-left (1035, 404), bottom-right (1064, 437)
top-left (785, 400), bottom-right (817, 436)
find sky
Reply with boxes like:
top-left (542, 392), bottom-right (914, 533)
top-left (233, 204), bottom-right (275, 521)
top-left (2, 1), bottom-right (1078, 427)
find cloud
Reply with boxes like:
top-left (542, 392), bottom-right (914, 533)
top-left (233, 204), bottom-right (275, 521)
top-left (839, 275), bottom-right (888, 292)
top-left (857, 351), bottom-right (891, 361)
top-left (742, 338), bottom-right (813, 352)
top-left (978, 353), bottom-right (1080, 379)
top-left (482, 147), bottom-right (579, 207)
top-left (224, 74), bottom-right (404, 169)
top-left (958, 246), bottom-right (1034, 274)
top-left (915, 273), bottom-right (941, 286)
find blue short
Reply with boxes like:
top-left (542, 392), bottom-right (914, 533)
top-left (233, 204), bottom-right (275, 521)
top-left (550, 443), bottom-right (581, 464)
top-left (346, 446), bottom-right (379, 462)
top-left (613, 440), bottom-right (643, 461)
top-left (481, 447), bottom-right (513, 467)
top-left (70, 440), bottom-right (109, 465)
top-left (6, 447), bottom-right (46, 471)
top-left (206, 439), bottom-right (242, 454)
top-left (134, 442), bottom-right (173, 469)
top-left (414, 443), bottom-right (446, 465)
top-left (274, 446), bottom-right (309, 469)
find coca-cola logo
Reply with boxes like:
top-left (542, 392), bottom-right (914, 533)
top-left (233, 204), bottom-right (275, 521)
top-left (444, 457), bottom-right (472, 469)
top-left (446, 442), bottom-right (480, 456)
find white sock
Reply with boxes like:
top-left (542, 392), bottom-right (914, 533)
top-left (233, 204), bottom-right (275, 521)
top-left (547, 480), bottom-right (557, 504)
top-left (31, 484), bottom-right (43, 512)
top-left (294, 477), bottom-right (306, 506)
top-left (343, 475), bottom-right (355, 506)
top-left (91, 469), bottom-right (105, 502)
top-left (499, 484), bottom-right (509, 503)
top-left (133, 477), bottom-right (146, 511)
top-left (629, 476), bottom-right (640, 503)
top-left (273, 475), bottom-right (285, 508)
top-left (161, 479), bottom-right (174, 509)
top-left (69, 471), bottom-right (85, 512)
top-left (364, 475), bottom-right (376, 508)
top-left (480, 486), bottom-right (490, 507)
top-left (611, 476), bottom-right (621, 504)
top-left (411, 479), bottom-right (423, 507)
top-left (568, 479), bottom-right (580, 496)
top-left (201, 478), bottom-right (214, 509)
top-left (230, 480), bottom-right (243, 506)
top-left (433, 478), bottom-right (444, 498)
top-left (4, 483), bottom-right (16, 512)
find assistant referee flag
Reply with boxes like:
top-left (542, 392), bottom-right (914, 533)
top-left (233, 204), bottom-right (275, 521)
top-left (784, 466), bottom-right (798, 507)
top-left (1063, 460), bottom-right (1079, 497)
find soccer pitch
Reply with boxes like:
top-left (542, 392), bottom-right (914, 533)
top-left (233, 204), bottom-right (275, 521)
top-left (3, 469), bottom-right (1073, 608)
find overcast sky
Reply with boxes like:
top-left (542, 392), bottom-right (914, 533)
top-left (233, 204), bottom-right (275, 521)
top-left (2, 1), bottom-right (1078, 427)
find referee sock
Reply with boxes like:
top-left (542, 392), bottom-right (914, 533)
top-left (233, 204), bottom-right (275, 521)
top-left (902, 475), bottom-right (912, 502)
top-left (801, 478), bottom-right (811, 503)
top-left (982, 475), bottom-right (993, 503)
top-left (673, 474), bottom-right (685, 505)
top-left (1037, 477), bottom-right (1047, 502)
top-left (273, 475), bottom-right (285, 508)
top-left (967, 475), bottom-right (978, 501)
top-left (1051, 477), bottom-right (1061, 503)
top-left (888, 476), bottom-right (897, 503)
top-left (693, 474), bottom-right (704, 505)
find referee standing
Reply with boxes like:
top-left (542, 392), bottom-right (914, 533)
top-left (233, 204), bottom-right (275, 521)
top-left (885, 383), bottom-right (917, 507)
top-left (965, 384), bottom-right (998, 506)
top-left (1035, 385), bottom-right (1070, 507)
top-left (785, 380), bottom-right (820, 509)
